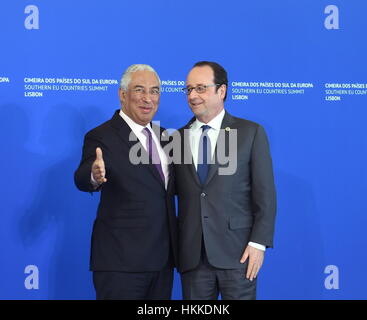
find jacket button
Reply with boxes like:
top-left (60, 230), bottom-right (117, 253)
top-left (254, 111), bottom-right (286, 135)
top-left (201, 192), bottom-right (206, 198)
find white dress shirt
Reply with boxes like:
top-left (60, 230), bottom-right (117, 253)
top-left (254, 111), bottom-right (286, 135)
top-left (189, 109), bottom-right (265, 252)
top-left (91, 109), bottom-right (169, 189)
top-left (189, 109), bottom-right (225, 170)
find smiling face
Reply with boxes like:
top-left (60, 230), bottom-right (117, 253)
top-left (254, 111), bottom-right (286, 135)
top-left (186, 65), bottom-right (226, 123)
top-left (119, 70), bottom-right (160, 126)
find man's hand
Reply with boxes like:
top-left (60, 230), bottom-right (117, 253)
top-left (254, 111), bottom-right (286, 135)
top-left (240, 245), bottom-right (264, 281)
top-left (92, 147), bottom-right (107, 185)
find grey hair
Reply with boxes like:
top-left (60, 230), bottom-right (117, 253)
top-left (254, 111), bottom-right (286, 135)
top-left (119, 64), bottom-right (161, 90)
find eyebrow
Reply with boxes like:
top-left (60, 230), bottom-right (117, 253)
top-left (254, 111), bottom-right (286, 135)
top-left (186, 83), bottom-right (205, 87)
top-left (133, 85), bottom-right (160, 89)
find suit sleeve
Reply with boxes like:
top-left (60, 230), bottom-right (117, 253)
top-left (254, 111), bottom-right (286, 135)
top-left (74, 130), bottom-right (110, 193)
top-left (249, 125), bottom-right (277, 248)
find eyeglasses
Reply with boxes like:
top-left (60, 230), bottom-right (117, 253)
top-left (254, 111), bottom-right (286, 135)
top-left (131, 87), bottom-right (160, 96)
top-left (182, 84), bottom-right (221, 95)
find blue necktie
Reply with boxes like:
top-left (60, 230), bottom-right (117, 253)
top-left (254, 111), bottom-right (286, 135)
top-left (197, 125), bottom-right (211, 185)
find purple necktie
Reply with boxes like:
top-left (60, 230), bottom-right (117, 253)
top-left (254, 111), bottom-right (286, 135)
top-left (142, 127), bottom-right (165, 183)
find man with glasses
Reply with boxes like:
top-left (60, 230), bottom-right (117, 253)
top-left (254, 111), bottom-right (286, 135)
top-left (74, 64), bottom-right (177, 299)
top-left (175, 61), bottom-right (276, 299)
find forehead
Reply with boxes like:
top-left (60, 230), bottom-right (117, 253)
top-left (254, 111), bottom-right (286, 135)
top-left (129, 70), bottom-right (159, 87)
top-left (186, 66), bottom-right (214, 85)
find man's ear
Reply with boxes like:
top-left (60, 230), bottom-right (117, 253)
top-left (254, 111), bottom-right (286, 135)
top-left (119, 88), bottom-right (126, 104)
top-left (219, 84), bottom-right (227, 100)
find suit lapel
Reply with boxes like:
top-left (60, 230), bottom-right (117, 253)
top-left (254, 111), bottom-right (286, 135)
top-left (204, 111), bottom-right (235, 186)
top-left (180, 118), bottom-right (202, 188)
top-left (153, 124), bottom-right (172, 189)
top-left (111, 110), bottom-right (139, 150)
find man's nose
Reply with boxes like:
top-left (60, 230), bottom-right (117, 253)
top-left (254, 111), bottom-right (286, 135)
top-left (142, 92), bottom-right (153, 103)
top-left (188, 88), bottom-right (199, 100)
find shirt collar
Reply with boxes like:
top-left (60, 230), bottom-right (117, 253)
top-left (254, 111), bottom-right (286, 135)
top-left (191, 108), bottom-right (225, 131)
top-left (119, 109), bottom-right (151, 132)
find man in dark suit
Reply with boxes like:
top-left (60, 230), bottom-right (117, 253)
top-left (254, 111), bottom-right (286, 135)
top-left (174, 61), bottom-right (276, 300)
top-left (74, 64), bottom-right (177, 300)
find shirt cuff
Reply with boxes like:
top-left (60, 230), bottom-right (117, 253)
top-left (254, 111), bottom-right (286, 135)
top-left (248, 242), bottom-right (266, 251)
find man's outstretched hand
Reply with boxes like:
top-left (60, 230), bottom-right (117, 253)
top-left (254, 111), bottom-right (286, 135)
top-left (92, 147), bottom-right (107, 185)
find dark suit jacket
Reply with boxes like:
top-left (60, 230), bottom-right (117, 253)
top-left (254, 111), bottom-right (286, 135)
top-left (174, 111), bottom-right (276, 273)
top-left (74, 110), bottom-right (178, 272)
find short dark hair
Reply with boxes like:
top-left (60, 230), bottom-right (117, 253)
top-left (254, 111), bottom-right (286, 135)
top-left (193, 61), bottom-right (228, 101)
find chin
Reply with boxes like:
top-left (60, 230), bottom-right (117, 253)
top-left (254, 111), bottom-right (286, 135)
top-left (193, 109), bottom-right (205, 118)
top-left (141, 116), bottom-right (151, 124)
top-left (190, 106), bottom-right (200, 113)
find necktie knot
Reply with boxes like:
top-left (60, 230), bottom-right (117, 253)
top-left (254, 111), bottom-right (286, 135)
top-left (201, 125), bottom-right (211, 133)
top-left (143, 127), bottom-right (151, 137)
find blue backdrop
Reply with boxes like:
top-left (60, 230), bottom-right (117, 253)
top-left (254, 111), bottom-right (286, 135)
top-left (1, 0), bottom-right (366, 299)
